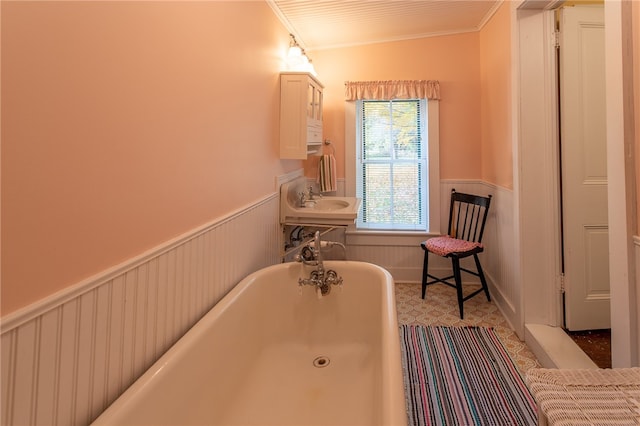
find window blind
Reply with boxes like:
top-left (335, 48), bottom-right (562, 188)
top-left (356, 99), bottom-right (428, 230)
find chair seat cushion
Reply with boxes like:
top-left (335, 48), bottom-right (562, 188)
top-left (423, 236), bottom-right (482, 257)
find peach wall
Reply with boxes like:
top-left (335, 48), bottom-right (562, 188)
top-left (307, 33), bottom-right (482, 182)
top-left (1, 2), bottom-right (297, 315)
top-left (479, 2), bottom-right (513, 189)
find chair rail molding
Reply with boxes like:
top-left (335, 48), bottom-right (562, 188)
top-left (345, 179), bottom-right (520, 335)
top-left (1, 194), bottom-right (281, 426)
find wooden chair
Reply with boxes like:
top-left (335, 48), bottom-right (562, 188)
top-left (420, 189), bottom-right (492, 319)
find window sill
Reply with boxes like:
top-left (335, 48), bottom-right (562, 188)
top-left (345, 229), bottom-right (440, 247)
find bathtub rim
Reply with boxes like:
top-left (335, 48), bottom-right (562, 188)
top-left (91, 260), bottom-right (407, 426)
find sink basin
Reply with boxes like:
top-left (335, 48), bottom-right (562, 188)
top-left (312, 199), bottom-right (350, 211)
top-left (280, 176), bottom-right (361, 226)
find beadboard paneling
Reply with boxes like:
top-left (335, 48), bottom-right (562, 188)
top-left (346, 180), bottom-right (519, 330)
top-left (478, 183), bottom-right (519, 332)
top-left (1, 179), bottom-right (522, 425)
top-left (1, 194), bottom-right (280, 426)
top-left (346, 181), bottom-right (494, 281)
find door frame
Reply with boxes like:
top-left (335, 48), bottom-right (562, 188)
top-left (603, 0), bottom-right (638, 367)
top-left (514, 0), bottom-right (637, 367)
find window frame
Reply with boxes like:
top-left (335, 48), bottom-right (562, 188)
top-left (355, 99), bottom-right (428, 231)
top-left (345, 99), bottom-right (440, 243)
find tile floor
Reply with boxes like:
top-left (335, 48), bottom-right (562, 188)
top-left (395, 282), bottom-right (541, 375)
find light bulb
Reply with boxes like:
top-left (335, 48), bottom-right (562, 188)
top-left (288, 46), bottom-right (302, 58)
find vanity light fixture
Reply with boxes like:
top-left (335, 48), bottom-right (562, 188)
top-left (286, 33), bottom-right (317, 76)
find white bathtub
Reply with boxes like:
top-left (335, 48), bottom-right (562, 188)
top-left (92, 261), bottom-right (408, 426)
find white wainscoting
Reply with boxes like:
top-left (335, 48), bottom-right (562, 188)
top-left (345, 180), bottom-right (520, 333)
top-left (1, 194), bottom-right (281, 426)
top-left (480, 183), bottom-right (520, 334)
top-left (0, 177), bottom-right (523, 426)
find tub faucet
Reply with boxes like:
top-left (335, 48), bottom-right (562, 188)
top-left (312, 230), bottom-right (323, 272)
top-left (297, 231), bottom-right (343, 296)
top-left (294, 231), bottom-right (322, 267)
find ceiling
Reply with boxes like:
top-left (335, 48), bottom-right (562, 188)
top-left (268, 0), bottom-right (502, 51)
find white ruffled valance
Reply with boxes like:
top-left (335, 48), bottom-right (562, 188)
top-left (344, 80), bottom-right (440, 101)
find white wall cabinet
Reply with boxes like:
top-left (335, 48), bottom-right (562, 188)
top-left (279, 72), bottom-right (323, 159)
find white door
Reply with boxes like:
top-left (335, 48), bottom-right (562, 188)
top-left (559, 5), bottom-right (610, 331)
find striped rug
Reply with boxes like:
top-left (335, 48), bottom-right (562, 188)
top-left (400, 325), bottom-right (537, 426)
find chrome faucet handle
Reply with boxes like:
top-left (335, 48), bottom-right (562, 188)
top-left (325, 270), bottom-right (343, 287)
top-left (309, 186), bottom-right (322, 199)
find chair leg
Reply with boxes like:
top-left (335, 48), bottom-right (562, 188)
top-left (421, 250), bottom-right (429, 299)
top-left (452, 257), bottom-right (464, 319)
top-left (473, 254), bottom-right (491, 302)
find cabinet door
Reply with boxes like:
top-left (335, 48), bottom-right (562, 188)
top-left (307, 81), bottom-right (323, 122)
top-left (315, 85), bottom-right (322, 121)
top-left (307, 84), bottom-right (315, 119)
top-left (280, 73), bottom-right (323, 159)
top-left (280, 75), bottom-right (308, 159)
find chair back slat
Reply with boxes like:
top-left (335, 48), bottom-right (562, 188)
top-left (447, 189), bottom-right (492, 243)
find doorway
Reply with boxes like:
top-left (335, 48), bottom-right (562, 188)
top-left (556, 3), bottom-right (611, 366)
top-left (557, 4), bottom-right (610, 332)
top-left (518, 0), bottom-right (635, 368)
top-left (556, 4), bottom-right (611, 366)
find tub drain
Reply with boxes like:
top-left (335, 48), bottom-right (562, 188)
top-left (313, 356), bottom-right (330, 368)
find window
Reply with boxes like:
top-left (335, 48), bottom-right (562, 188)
top-left (345, 97), bottom-right (440, 239)
top-left (356, 99), bottom-right (428, 231)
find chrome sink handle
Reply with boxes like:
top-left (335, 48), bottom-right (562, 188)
top-left (298, 191), bottom-right (307, 206)
top-left (308, 186), bottom-right (322, 200)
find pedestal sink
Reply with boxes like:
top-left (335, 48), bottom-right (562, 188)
top-left (280, 176), bottom-right (361, 225)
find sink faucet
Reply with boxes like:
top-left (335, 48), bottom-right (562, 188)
top-left (296, 231), bottom-right (343, 296)
top-left (308, 186), bottom-right (322, 200)
top-left (298, 187), bottom-right (321, 207)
